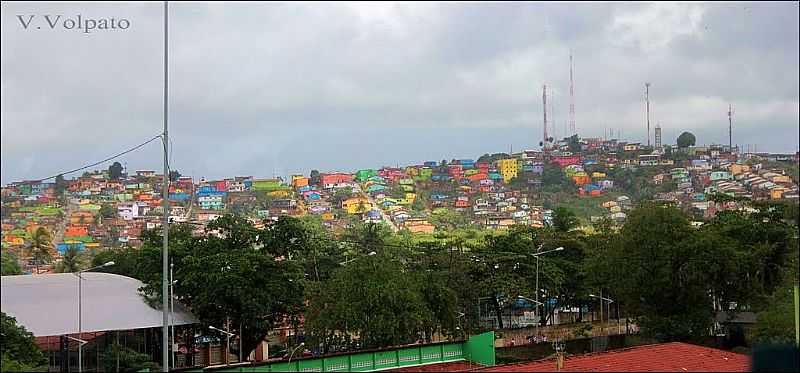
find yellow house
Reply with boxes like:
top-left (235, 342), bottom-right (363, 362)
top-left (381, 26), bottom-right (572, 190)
top-left (602, 201), bottom-right (618, 209)
top-left (404, 193), bottom-right (417, 202)
top-left (592, 172), bottom-right (607, 178)
top-left (771, 188), bottom-right (789, 200)
top-left (343, 197), bottom-right (371, 214)
top-left (496, 159), bottom-right (518, 183)
top-left (267, 189), bottom-right (291, 198)
top-left (322, 212), bottom-right (335, 221)
top-left (728, 164), bottom-right (750, 175)
top-left (405, 167), bottom-right (419, 177)
top-left (771, 175), bottom-right (791, 184)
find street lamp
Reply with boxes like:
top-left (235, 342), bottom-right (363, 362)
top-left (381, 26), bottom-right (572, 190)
top-left (589, 294), bottom-right (614, 335)
top-left (530, 246), bottom-right (564, 335)
top-left (75, 261), bottom-right (114, 373)
top-left (209, 325), bottom-right (236, 365)
top-left (288, 342), bottom-right (305, 367)
top-left (338, 251), bottom-right (376, 266)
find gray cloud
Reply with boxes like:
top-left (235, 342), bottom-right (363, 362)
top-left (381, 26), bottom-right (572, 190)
top-left (2, 1), bottom-right (798, 184)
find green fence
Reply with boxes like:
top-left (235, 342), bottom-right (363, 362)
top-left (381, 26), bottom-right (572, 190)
top-left (197, 332), bottom-right (495, 372)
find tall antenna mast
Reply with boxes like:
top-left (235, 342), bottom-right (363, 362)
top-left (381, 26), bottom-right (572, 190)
top-left (728, 104), bottom-right (733, 151)
top-left (569, 51), bottom-right (576, 136)
top-left (645, 83), bottom-right (651, 147)
top-left (550, 88), bottom-right (556, 142)
top-left (543, 84), bottom-right (548, 148)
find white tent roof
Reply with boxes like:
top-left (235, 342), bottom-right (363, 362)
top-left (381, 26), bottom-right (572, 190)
top-left (1, 272), bottom-right (197, 336)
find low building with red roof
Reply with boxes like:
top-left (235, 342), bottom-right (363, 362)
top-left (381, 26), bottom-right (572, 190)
top-left (387, 342), bottom-right (749, 372)
top-left (480, 342), bottom-right (748, 372)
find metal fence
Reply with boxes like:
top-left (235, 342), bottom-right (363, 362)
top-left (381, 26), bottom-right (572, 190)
top-left (183, 332), bottom-right (495, 372)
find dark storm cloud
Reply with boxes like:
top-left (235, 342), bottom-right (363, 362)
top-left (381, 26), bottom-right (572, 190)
top-left (1, 2), bottom-right (798, 183)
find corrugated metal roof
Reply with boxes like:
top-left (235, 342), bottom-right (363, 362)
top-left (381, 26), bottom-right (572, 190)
top-left (1, 272), bottom-right (197, 336)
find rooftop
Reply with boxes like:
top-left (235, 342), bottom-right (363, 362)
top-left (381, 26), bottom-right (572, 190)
top-left (479, 342), bottom-right (749, 372)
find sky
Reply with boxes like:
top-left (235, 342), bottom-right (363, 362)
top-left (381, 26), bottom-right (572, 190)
top-left (1, 1), bottom-right (798, 184)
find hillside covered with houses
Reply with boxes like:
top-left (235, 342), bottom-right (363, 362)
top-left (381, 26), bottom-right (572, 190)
top-left (2, 134), bottom-right (798, 275)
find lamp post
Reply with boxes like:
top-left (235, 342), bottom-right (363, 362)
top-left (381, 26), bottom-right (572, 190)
top-left (75, 261), bottom-right (114, 372)
top-left (589, 294), bottom-right (614, 336)
top-left (338, 251), bottom-right (376, 266)
top-left (288, 342), bottom-right (305, 368)
top-left (169, 262), bottom-right (176, 370)
top-left (531, 246), bottom-right (564, 335)
top-left (209, 325), bottom-right (235, 365)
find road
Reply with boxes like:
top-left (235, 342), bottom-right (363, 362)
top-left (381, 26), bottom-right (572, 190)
top-left (363, 191), bottom-right (398, 232)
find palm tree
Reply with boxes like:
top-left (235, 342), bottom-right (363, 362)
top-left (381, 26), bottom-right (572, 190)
top-left (27, 227), bottom-right (53, 274)
top-left (56, 246), bottom-right (82, 273)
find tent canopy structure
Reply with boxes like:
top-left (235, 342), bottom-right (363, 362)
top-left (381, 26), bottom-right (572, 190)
top-left (1, 272), bottom-right (197, 336)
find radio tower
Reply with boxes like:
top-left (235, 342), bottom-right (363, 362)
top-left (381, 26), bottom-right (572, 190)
top-left (645, 83), bottom-right (651, 147)
top-left (569, 51), bottom-right (576, 136)
top-left (542, 84), bottom-right (548, 148)
top-left (655, 122), bottom-right (662, 152)
top-left (728, 104), bottom-right (733, 151)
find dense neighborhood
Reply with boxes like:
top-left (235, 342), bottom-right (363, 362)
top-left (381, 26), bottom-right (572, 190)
top-left (2, 134), bottom-right (798, 276)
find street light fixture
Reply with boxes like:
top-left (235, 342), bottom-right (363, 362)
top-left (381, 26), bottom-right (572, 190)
top-left (338, 251), bottom-right (376, 266)
top-left (530, 246), bottom-right (564, 336)
top-left (209, 325), bottom-right (236, 365)
top-left (75, 261), bottom-right (114, 373)
top-left (288, 342), bottom-right (305, 366)
top-left (589, 294), bottom-right (614, 335)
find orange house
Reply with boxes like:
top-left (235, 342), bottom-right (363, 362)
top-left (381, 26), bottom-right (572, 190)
top-left (64, 226), bottom-right (89, 238)
top-left (572, 175), bottom-right (591, 185)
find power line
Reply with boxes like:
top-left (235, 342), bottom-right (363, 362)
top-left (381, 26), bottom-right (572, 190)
top-left (31, 134), bottom-right (163, 182)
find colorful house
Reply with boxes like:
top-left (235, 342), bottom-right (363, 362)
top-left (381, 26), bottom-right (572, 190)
top-left (496, 159), bottom-right (518, 183)
top-left (252, 179), bottom-right (283, 191)
top-left (342, 196), bottom-right (371, 214)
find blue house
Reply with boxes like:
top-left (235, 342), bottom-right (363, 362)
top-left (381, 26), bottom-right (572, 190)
top-left (424, 161), bottom-right (438, 168)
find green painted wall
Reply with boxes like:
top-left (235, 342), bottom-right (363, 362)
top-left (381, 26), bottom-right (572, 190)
top-left (199, 332), bottom-right (495, 372)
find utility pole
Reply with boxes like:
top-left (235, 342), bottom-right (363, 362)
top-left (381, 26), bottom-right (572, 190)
top-left (162, 1), bottom-right (170, 370)
top-left (645, 83), bottom-right (651, 147)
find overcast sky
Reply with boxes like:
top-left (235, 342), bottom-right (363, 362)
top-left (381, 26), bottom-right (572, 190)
top-left (2, 2), bottom-right (798, 184)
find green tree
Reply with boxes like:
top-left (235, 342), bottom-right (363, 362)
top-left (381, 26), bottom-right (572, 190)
top-left (55, 246), bottom-right (84, 273)
top-left (99, 204), bottom-right (116, 219)
top-left (305, 250), bottom-right (433, 351)
top-left (1, 253), bottom-right (22, 276)
top-left (108, 161), bottom-right (124, 180)
top-left (541, 163), bottom-right (567, 191)
top-left (752, 285), bottom-right (798, 344)
top-left (605, 203), bottom-right (745, 341)
top-left (310, 170), bottom-right (321, 186)
top-left (676, 132), bottom-right (696, 148)
top-left (428, 209), bottom-right (469, 230)
top-left (54, 174), bottom-right (68, 197)
top-left (567, 135), bottom-right (581, 153)
top-left (552, 207), bottom-right (578, 232)
top-left (136, 217), bottom-right (305, 358)
top-left (0, 312), bottom-right (47, 371)
top-left (100, 343), bottom-right (159, 372)
top-left (169, 170), bottom-right (181, 182)
top-left (26, 227), bottom-right (53, 275)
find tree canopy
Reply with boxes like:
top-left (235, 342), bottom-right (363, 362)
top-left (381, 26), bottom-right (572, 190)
top-left (108, 161), bottom-right (124, 180)
top-left (677, 132), bottom-right (696, 148)
top-left (1, 312), bottom-right (47, 372)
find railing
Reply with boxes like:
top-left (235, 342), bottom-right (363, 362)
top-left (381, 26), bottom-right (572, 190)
top-left (180, 332), bottom-right (495, 372)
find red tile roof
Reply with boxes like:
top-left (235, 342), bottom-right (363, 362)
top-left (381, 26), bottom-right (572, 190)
top-left (480, 342), bottom-right (749, 372)
top-left (387, 361), bottom-right (481, 372)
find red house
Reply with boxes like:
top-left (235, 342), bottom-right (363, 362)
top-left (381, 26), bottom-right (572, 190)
top-left (321, 173), bottom-right (353, 187)
top-left (551, 155), bottom-right (581, 167)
